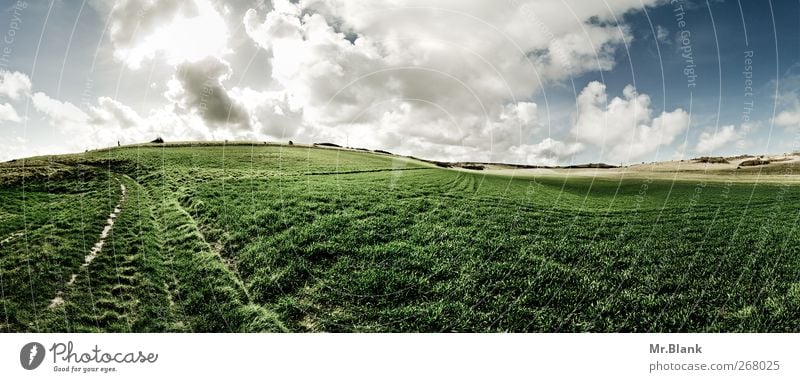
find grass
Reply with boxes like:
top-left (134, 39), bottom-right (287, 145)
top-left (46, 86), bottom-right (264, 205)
top-left (1, 143), bottom-right (799, 332)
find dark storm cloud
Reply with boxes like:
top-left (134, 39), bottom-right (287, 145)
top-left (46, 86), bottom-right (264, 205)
top-left (168, 57), bottom-right (251, 129)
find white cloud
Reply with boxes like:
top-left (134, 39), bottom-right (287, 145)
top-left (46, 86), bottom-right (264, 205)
top-left (0, 70), bottom-right (32, 100)
top-left (244, 4), bottom-right (387, 124)
top-left (572, 81), bottom-right (689, 162)
top-left (145, 105), bottom-right (216, 142)
top-left (109, 0), bottom-right (229, 69)
top-left (774, 107), bottom-right (800, 129)
top-left (656, 25), bottom-right (670, 43)
top-left (30, 88), bottom-right (283, 150)
top-left (59, 0), bottom-right (673, 165)
top-left (236, 0), bottom-right (665, 164)
top-left (32, 92), bottom-right (89, 127)
top-left (479, 101), bottom-right (543, 154)
top-left (230, 87), bottom-right (303, 139)
top-left (32, 92), bottom-right (156, 148)
top-left (32, 92), bottom-right (148, 136)
top-left (694, 125), bottom-right (745, 154)
top-left (90, 97), bottom-right (145, 129)
top-left (0, 103), bottom-right (21, 123)
top-left (509, 138), bottom-right (584, 166)
top-left (0, 137), bottom-right (33, 162)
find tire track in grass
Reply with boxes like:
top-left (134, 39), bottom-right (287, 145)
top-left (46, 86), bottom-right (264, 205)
top-left (108, 175), bottom-right (180, 331)
top-left (42, 173), bottom-right (185, 331)
top-left (48, 181), bottom-right (127, 309)
top-left (142, 173), bottom-right (286, 332)
top-left (0, 231), bottom-right (24, 246)
top-left (84, 174), bottom-right (183, 332)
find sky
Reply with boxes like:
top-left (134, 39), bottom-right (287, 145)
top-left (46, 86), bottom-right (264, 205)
top-left (0, 0), bottom-right (799, 165)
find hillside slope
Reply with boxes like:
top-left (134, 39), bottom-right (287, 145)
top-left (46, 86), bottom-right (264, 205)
top-left (1, 143), bottom-right (799, 332)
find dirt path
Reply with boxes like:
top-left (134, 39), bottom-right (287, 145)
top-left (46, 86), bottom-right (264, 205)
top-left (83, 183), bottom-right (128, 266)
top-left (49, 182), bottom-right (127, 309)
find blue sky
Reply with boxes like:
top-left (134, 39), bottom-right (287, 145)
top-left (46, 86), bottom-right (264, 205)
top-left (526, 0), bottom-right (800, 164)
top-left (1, 0), bottom-right (800, 165)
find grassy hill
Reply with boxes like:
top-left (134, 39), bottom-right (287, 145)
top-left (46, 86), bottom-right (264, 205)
top-left (1, 143), bottom-right (799, 332)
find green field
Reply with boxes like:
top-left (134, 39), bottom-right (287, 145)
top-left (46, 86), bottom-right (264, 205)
top-left (1, 143), bottom-right (799, 332)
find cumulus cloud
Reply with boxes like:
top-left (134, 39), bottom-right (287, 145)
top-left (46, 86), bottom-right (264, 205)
top-left (165, 57), bottom-right (251, 130)
top-left (509, 138), bottom-right (584, 166)
top-left (694, 124), bottom-right (748, 154)
top-left (90, 97), bottom-right (145, 129)
top-left (0, 103), bottom-right (20, 122)
top-left (572, 81), bottom-right (689, 162)
top-left (230, 87), bottom-right (302, 139)
top-left (243, 4), bottom-right (388, 124)
top-left (108, 0), bottom-right (228, 69)
top-left (72, 0), bottom-right (675, 165)
top-left (494, 102), bottom-right (540, 146)
top-left (237, 0), bottom-right (666, 164)
top-left (0, 70), bottom-right (32, 100)
top-left (32, 92), bottom-right (89, 126)
top-left (247, 0), bottom-right (638, 105)
top-left (774, 107), bottom-right (800, 129)
top-left (30, 88), bottom-right (271, 151)
top-left (32, 92), bottom-right (154, 146)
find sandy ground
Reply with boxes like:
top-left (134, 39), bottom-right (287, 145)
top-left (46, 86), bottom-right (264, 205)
top-left (468, 154), bottom-right (800, 183)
